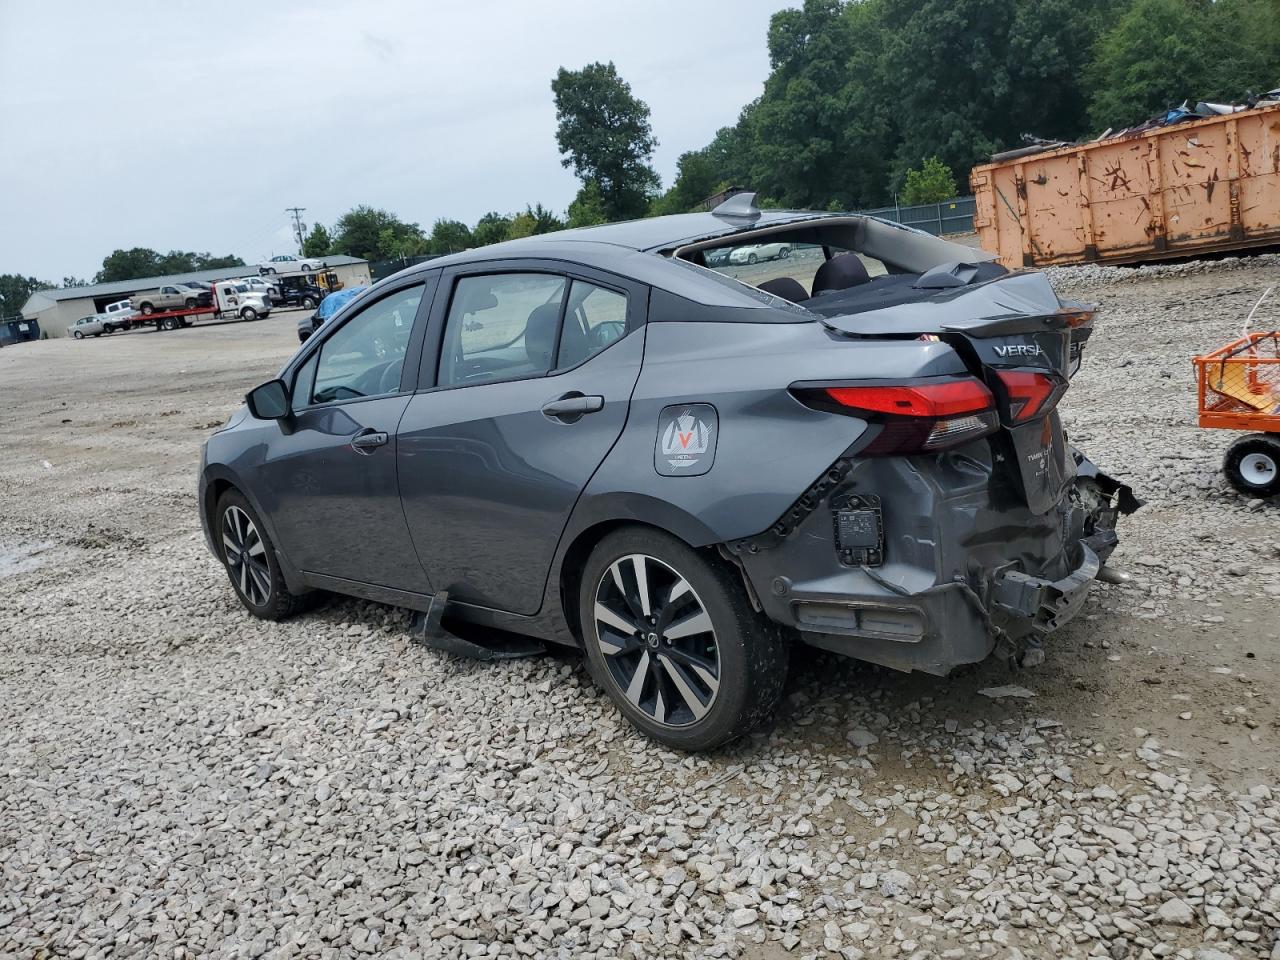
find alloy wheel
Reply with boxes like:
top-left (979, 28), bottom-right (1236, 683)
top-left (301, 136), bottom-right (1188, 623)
top-left (222, 505), bottom-right (271, 606)
top-left (593, 553), bottom-right (721, 727)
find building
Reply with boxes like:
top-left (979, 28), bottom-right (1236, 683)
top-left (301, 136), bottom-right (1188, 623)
top-left (20, 256), bottom-right (372, 338)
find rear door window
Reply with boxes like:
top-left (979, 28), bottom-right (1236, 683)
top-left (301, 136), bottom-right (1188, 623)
top-left (438, 273), bottom-right (567, 387)
top-left (557, 280), bottom-right (628, 369)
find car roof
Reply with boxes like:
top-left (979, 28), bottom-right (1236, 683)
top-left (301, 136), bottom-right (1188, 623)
top-left (420, 209), bottom-right (834, 273)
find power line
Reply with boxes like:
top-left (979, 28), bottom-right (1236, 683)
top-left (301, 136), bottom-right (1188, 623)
top-left (285, 207), bottom-right (307, 253)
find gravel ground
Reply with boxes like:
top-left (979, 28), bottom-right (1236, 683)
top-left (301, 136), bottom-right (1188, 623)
top-left (1, 261), bottom-right (1278, 960)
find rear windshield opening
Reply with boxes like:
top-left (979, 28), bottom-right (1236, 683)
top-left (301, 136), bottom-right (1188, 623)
top-left (683, 229), bottom-right (1007, 317)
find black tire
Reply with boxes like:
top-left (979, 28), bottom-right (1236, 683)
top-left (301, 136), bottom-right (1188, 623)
top-left (241, 307), bottom-right (259, 322)
top-left (184, 298), bottom-right (196, 309)
top-left (140, 303), bottom-right (154, 315)
top-left (1224, 433), bottom-right (1280, 498)
top-left (578, 527), bottom-right (788, 751)
top-left (747, 252), bottom-right (759, 264)
top-left (778, 246), bottom-right (791, 259)
top-left (103, 324), bottom-right (114, 334)
top-left (94, 332), bottom-right (102, 337)
top-left (215, 489), bottom-right (312, 620)
top-left (73, 330), bottom-right (84, 339)
top-left (301, 296), bottom-right (316, 309)
top-left (265, 267), bottom-right (276, 275)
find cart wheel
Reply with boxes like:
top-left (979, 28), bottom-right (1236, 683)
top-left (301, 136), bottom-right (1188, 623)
top-left (1224, 434), bottom-right (1280, 498)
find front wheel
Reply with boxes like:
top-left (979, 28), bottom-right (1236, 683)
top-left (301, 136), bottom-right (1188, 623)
top-left (216, 490), bottom-right (311, 619)
top-left (140, 304), bottom-right (154, 316)
top-left (747, 252), bottom-right (759, 264)
top-left (241, 307), bottom-right (259, 321)
top-left (73, 330), bottom-right (84, 339)
top-left (301, 296), bottom-right (316, 309)
top-left (1225, 434), bottom-right (1280, 498)
top-left (579, 528), bottom-right (788, 751)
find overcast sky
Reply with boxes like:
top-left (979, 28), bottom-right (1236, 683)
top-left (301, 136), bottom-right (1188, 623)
top-left (0, 0), bottom-right (791, 282)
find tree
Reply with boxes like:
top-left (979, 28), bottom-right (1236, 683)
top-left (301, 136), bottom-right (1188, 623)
top-left (472, 212), bottom-right (513, 247)
top-left (651, 149), bottom-right (726, 215)
top-left (551, 62), bottom-right (660, 221)
top-left (428, 219), bottom-right (473, 254)
top-left (60, 276), bottom-right (88, 288)
top-left (900, 156), bottom-right (958, 204)
top-left (0, 274), bottom-right (51, 318)
top-left (566, 182), bottom-right (608, 228)
top-left (330, 205), bottom-right (426, 261)
top-left (1086, 0), bottom-right (1280, 130)
top-left (94, 248), bottom-right (243, 283)
top-left (302, 224), bottom-right (332, 258)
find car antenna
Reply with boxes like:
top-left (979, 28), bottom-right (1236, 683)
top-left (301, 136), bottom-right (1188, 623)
top-left (711, 191), bottom-right (761, 221)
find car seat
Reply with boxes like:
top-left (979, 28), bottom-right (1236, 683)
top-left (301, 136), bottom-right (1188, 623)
top-left (758, 277), bottom-right (809, 303)
top-left (810, 253), bottom-right (871, 296)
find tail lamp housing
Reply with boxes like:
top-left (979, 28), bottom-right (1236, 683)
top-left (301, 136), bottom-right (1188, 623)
top-left (792, 377), bottom-right (999, 455)
top-left (990, 369), bottom-right (1067, 425)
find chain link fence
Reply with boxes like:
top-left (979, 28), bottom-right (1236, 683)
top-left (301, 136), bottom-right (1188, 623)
top-left (856, 195), bottom-right (975, 236)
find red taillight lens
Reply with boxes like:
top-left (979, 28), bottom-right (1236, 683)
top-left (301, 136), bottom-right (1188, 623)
top-left (825, 379), bottom-right (995, 418)
top-left (993, 370), bottom-right (1063, 424)
top-left (795, 377), bottom-right (999, 455)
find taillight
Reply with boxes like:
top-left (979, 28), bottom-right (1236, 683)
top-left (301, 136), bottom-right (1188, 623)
top-left (992, 370), bottom-right (1066, 424)
top-left (792, 378), bottom-right (999, 455)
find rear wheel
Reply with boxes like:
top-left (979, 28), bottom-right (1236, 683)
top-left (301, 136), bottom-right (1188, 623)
top-left (216, 490), bottom-right (310, 619)
top-left (1225, 434), bottom-right (1280, 498)
top-left (184, 297), bottom-right (196, 309)
top-left (579, 527), bottom-right (787, 751)
top-left (140, 303), bottom-right (154, 315)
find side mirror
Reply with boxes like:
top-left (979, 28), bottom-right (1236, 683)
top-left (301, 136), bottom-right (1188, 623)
top-left (246, 379), bottom-right (290, 420)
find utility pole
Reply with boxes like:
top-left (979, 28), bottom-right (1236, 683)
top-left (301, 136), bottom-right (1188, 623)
top-left (285, 207), bottom-right (307, 254)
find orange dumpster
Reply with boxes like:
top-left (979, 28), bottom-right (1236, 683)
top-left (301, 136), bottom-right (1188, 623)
top-left (971, 103), bottom-right (1280, 268)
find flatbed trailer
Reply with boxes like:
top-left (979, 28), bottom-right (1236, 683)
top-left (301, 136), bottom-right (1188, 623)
top-left (135, 283), bottom-right (271, 331)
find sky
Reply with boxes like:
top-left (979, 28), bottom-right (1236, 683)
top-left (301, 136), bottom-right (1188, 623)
top-left (0, 0), bottom-right (791, 282)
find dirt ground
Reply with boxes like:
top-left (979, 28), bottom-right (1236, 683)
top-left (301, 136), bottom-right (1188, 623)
top-left (1, 261), bottom-right (1278, 959)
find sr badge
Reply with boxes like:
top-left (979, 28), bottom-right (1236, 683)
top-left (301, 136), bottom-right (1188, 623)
top-left (655, 404), bottom-right (718, 477)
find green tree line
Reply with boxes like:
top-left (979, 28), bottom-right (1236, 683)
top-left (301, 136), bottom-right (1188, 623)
top-left (8, 0), bottom-right (1276, 303)
top-left (654, 0), bottom-right (1280, 213)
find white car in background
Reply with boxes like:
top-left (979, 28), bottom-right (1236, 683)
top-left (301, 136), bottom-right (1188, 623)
top-left (237, 277), bottom-right (280, 302)
top-left (728, 242), bottom-right (792, 265)
top-left (258, 254), bottom-right (326, 275)
top-left (732, 241), bottom-right (788, 264)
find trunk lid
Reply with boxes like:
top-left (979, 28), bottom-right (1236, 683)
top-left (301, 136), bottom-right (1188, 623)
top-left (819, 272), bottom-right (1091, 514)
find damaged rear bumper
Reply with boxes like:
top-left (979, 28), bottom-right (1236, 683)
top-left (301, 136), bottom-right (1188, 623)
top-left (728, 443), bottom-right (1138, 676)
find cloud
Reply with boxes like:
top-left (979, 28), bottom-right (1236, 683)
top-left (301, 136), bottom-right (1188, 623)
top-left (0, 0), bottom-right (786, 279)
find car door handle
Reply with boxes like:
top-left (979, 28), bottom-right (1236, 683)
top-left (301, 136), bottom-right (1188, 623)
top-left (350, 429), bottom-right (389, 453)
top-left (541, 393), bottom-right (604, 423)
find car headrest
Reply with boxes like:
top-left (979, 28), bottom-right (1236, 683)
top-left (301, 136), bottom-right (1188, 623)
top-left (811, 253), bottom-right (871, 296)
top-left (525, 303), bottom-right (562, 368)
top-left (758, 277), bottom-right (809, 303)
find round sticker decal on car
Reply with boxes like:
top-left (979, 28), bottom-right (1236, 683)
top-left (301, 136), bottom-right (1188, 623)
top-left (655, 404), bottom-right (718, 477)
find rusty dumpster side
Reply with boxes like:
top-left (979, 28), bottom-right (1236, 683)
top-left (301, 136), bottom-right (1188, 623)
top-left (970, 104), bottom-right (1280, 268)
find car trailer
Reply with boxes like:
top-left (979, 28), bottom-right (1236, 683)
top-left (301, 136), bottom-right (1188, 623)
top-left (1193, 331), bottom-right (1280, 498)
top-left (134, 283), bottom-right (270, 332)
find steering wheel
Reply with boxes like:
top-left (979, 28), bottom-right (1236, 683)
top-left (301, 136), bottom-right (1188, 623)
top-left (377, 358), bottom-right (404, 395)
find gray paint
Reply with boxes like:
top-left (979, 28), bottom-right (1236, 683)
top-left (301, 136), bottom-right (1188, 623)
top-left (199, 211), bottom-right (1135, 676)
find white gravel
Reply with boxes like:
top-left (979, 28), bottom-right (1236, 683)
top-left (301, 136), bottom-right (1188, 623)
top-left (1, 260), bottom-right (1279, 959)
